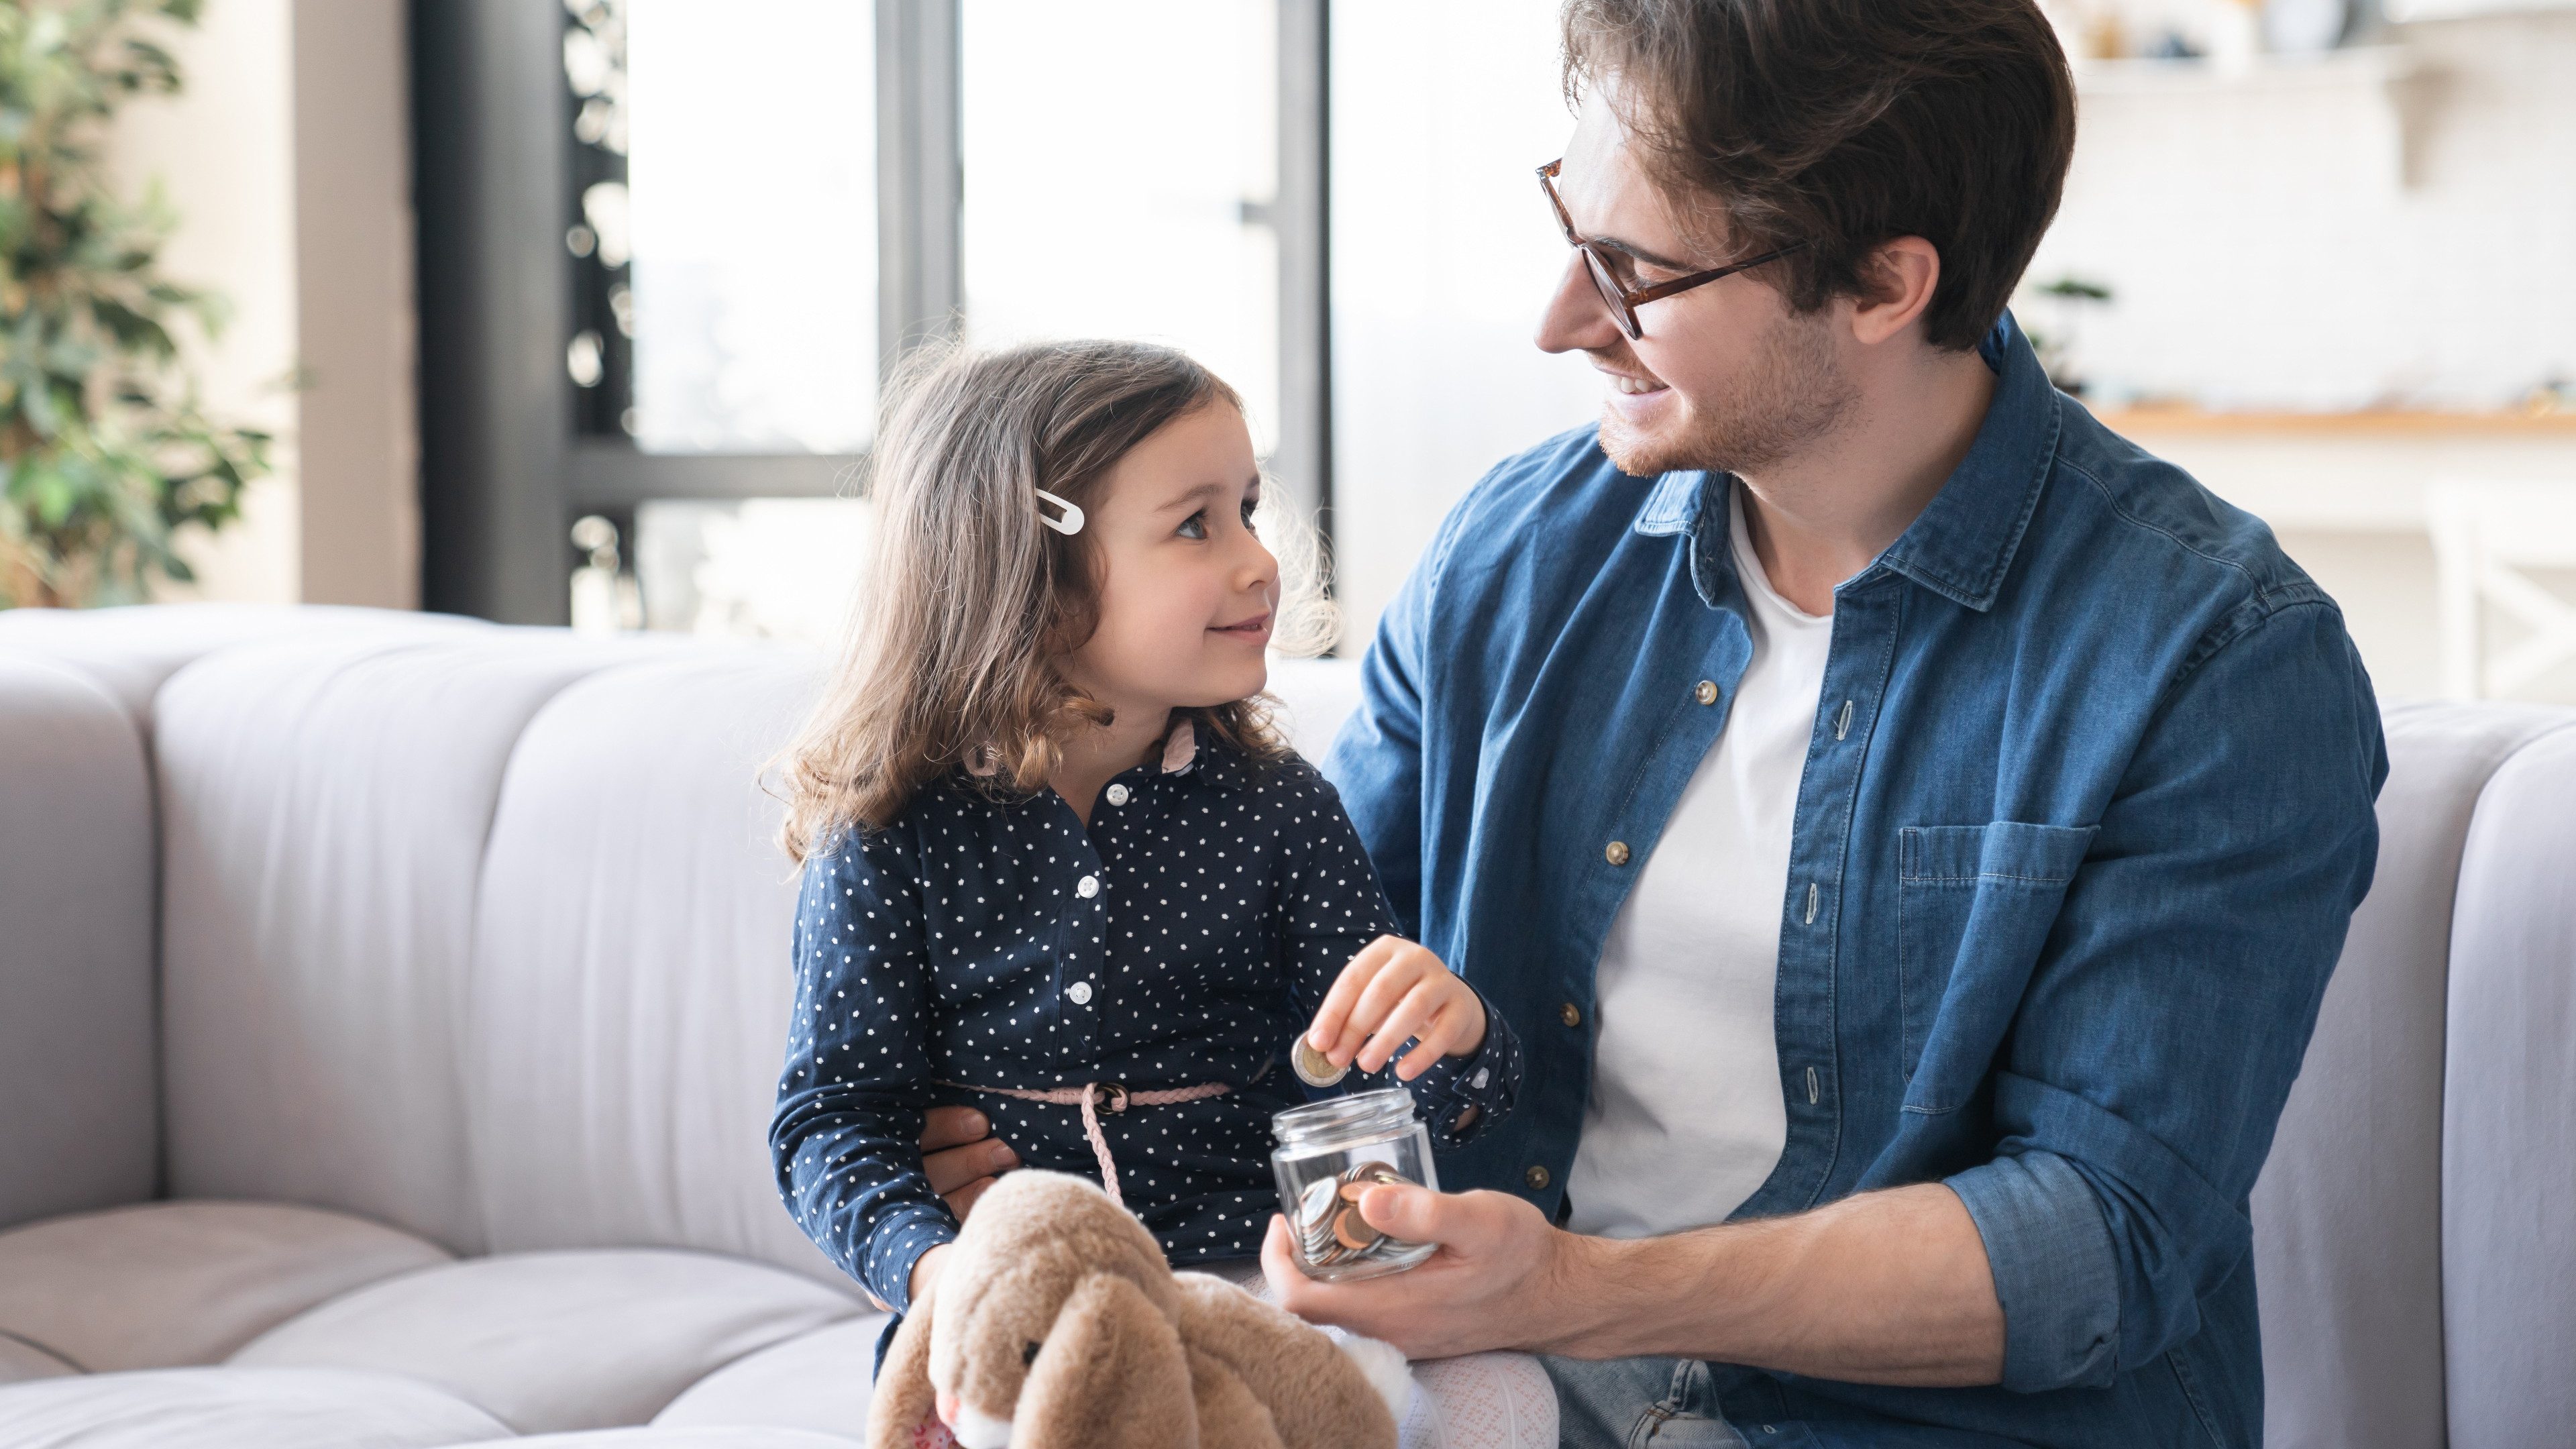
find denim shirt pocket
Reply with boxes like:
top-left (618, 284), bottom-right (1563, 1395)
top-left (1896, 820), bottom-right (2098, 1112)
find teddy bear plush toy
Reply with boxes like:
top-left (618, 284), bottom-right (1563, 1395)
top-left (868, 1169), bottom-right (1413, 1449)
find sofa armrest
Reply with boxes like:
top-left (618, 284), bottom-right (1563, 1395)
top-left (0, 652), bottom-right (158, 1230)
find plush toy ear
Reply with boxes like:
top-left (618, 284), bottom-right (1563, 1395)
top-left (867, 1282), bottom-right (948, 1449)
top-left (1016, 1271), bottom-right (1199, 1449)
top-left (1169, 1273), bottom-right (1397, 1449)
top-left (1183, 1344), bottom-right (1290, 1449)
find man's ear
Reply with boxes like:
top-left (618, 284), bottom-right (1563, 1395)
top-left (1851, 235), bottom-right (1941, 347)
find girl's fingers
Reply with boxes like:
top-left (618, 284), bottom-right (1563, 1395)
top-left (1393, 1000), bottom-right (1464, 1079)
top-left (1359, 977), bottom-right (1448, 1074)
top-left (1333, 948), bottom-right (1431, 1064)
top-left (1308, 936), bottom-right (1400, 1053)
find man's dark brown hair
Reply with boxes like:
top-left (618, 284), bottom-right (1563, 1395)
top-left (1562, 0), bottom-right (2076, 352)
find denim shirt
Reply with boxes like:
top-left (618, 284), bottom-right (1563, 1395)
top-left (1323, 314), bottom-right (2387, 1448)
top-left (771, 722), bottom-right (1522, 1313)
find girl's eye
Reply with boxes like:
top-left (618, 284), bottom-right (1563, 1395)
top-left (1176, 510), bottom-right (1208, 541)
top-left (1240, 497), bottom-right (1259, 532)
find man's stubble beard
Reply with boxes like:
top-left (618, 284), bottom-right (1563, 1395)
top-left (1595, 304), bottom-right (1858, 479)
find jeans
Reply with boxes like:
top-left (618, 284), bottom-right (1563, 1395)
top-left (1544, 1356), bottom-right (1748, 1449)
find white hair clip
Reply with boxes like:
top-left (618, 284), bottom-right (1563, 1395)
top-left (1034, 489), bottom-right (1084, 536)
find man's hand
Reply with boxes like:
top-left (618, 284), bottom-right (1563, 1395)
top-left (1265, 1178), bottom-right (2006, 1385)
top-left (1307, 936), bottom-right (1488, 1078)
top-left (1262, 1182), bottom-right (1586, 1359)
top-left (922, 1105), bottom-right (1018, 1221)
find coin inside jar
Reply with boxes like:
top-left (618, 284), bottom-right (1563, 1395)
top-left (1291, 1034), bottom-right (1347, 1087)
top-left (1331, 1204), bottom-right (1383, 1251)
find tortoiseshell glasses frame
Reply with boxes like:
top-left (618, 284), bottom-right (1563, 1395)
top-left (1538, 158), bottom-right (1806, 341)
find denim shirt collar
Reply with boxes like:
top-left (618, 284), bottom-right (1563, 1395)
top-left (1630, 309), bottom-right (2060, 614)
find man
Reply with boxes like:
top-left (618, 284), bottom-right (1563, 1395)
top-left (1259, 1), bottom-right (2388, 1445)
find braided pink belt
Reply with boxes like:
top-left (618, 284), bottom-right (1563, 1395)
top-left (938, 1079), bottom-right (1230, 1208)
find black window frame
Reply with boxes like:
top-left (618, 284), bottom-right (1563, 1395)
top-left (412, 0), bottom-right (1332, 627)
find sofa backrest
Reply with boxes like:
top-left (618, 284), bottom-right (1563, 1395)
top-left (2437, 727), bottom-right (2576, 1449)
top-left (2251, 702), bottom-right (2574, 1449)
top-left (152, 629), bottom-right (661, 1254)
top-left (91, 613), bottom-right (1367, 1287)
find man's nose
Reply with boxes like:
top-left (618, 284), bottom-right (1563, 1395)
top-left (1535, 250), bottom-right (1617, 355)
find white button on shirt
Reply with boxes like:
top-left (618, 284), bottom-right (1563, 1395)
top-left (1076, 874), bottom-right (1100, 898)
top-left (1105, 784), bottom-right (1130, 806)
top-left (1065, 981), bottom-right (1093, 1005)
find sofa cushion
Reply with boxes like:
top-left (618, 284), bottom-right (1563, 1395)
top-left (0, 655), bottom-right (156, 1234)
top-left (229, 1248), bottom-right (863, 1436)
top-left (156, 632), bottom-right (659, 1252)
top-left (0, 1200), bottom-right (450, 1372)
top-left (650, 1315), bottom-right (884, 1437)
top-left (2442, 723), bottom-right (2576, 1449)
top-left (0, 1366), bottom-right (508, 1449)
top-left (464, 650), bottom-right (843, 1281)
top-left (2249, 703), bottom-right (2575, 1449)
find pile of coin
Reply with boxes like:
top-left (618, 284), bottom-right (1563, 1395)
top-left (1291, 1161), bottom-right (1413, 1272)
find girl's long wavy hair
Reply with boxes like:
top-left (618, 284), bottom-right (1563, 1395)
top-left (775, 339), bottom-right (1334, 864)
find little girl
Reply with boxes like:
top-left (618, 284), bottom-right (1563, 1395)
top-left (767, 340), bottom-right (1523, 1334)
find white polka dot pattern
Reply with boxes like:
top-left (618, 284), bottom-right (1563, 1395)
top-left (769, 721), bottom-right (1523, 1313)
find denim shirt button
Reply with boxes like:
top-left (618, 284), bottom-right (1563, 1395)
top-left (1523, 1165), bottom-right (1551, 1190)
top-left (1695, 680), bottom-right (1719, 705)
top-left (1559, 1002), bottom-right (1582, 1028)
top-left (1604, 841), bottom-right (1631, 866)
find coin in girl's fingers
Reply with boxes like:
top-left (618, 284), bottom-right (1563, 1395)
top-left (1291, 1034), bottom-right (1347, 1087)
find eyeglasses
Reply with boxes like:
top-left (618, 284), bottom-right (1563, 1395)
top-left (1538, 158), bottom-right (1805, 341)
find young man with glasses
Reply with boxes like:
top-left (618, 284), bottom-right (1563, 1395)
top-left (1261, 1), bottom-right (2389, 1445)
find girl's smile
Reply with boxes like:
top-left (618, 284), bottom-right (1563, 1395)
top-left (1210, 609), bottom-right (1273, 645)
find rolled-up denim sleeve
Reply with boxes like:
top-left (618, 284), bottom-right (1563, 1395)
top-left (1950, 598), bottom-right (2385, 1393)
top-left (1947, 1149), bottom-right (2120, 1391)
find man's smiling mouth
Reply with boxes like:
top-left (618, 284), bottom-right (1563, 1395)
top-left (1595, 366), bottom-right (1668, 396)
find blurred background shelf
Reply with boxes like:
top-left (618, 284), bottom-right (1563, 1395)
top-left (2095, 405), bottom-right (2576, 437)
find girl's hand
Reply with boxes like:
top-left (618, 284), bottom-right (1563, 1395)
top-left (1307, 936), bottom-right (1487, 1079)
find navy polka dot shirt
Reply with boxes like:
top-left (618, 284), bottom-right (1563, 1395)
top-left (769, 718), bottom-right (1522, 1312)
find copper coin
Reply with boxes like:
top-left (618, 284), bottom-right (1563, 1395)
top-left (1332, 1205), bottom-right (1383, 1252)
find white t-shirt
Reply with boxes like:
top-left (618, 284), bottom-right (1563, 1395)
top-left (1565, 487), bottom-right (1833, 1240)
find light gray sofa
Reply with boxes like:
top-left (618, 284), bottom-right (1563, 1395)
top-left (0, 604), bottom-right (2566, 1448)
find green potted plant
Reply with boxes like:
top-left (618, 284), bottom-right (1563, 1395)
top-left (0, 0), bottom-right (269, 608)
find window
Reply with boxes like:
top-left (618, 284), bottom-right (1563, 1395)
top-left (960, 1), bottom-right (1282, 451)
top-left (415, 2), bottom-right (1384, 645)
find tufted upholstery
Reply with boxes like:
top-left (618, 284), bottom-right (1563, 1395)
top-left (0, 604), bottom-right (2569, 1446)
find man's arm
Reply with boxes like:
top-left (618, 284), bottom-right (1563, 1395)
top-left (1264, 1180), bottom-right (2004, 1384)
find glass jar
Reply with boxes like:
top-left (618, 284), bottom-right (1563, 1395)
top-left (1269, 1087), bottom-right (1439, 1281)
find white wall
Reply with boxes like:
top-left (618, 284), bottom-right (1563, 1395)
top-left (1329, 0), bottom-right (1602, 652)
top-left (112, 0), bottom-right (301, 605)
top-left (293, 0), bottom-right (420, 609)
top-left (107, 0), bottom-right (419, 610)
top-left (2031, 12), bottom-right (2576, 410)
